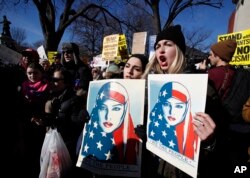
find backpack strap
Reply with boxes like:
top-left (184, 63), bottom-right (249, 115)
top-left (218, 67), bottom-right (229, 99)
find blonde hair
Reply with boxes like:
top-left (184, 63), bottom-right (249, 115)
top-left (141, 45), bottom-right (186, 79)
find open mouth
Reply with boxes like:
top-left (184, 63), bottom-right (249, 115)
top-left (159, 56), bottom-right (168, 67)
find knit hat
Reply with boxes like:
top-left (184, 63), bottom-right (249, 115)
top-left (106, 63), bottom-right (120, 73)
top-left (62, 42), bottom-right (79, 56)
top-left (154, 25), bottom-right (186, 54)
top-left (129, 54), bottom-right (149, 71)
top-left (211, 39), bottom-right (237, 62)
top-left (21, 48), bottom-right (40, 62)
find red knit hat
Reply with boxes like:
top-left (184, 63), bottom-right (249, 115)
top-left (211, 39), bottom-right (237, 62)
top-left (21, 48), bottom-right (40, 63)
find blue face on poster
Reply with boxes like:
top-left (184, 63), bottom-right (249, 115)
top-left (148, 81), bottom-right (198, 159)
top-left (81, 81), bottom-right (139, 164)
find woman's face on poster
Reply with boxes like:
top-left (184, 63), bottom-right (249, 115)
top-left (162, 97), bottom-right (187, 126)
top-left (98, 99), bottom-right (125, 133)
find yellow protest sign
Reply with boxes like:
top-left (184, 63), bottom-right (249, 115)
top-left (117, 34), bottom-right (129, 64)
top-left (217, 29), bottom-right (250, 66)
top-left (47, 51), bottom-right (58, 64)
top-left (101, 34), bottom-right (128, 64)
top-left (102, 34), bottom-right (120, 61)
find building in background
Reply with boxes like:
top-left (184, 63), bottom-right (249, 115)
top-left (228, 0), bottom-right (250, 33)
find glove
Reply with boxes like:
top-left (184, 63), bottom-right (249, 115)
top-left (79, 109), bottom-right (90, 123)
top-left (43, 113), bottom-right (57, 128)
top-left (51, 97), bottom-right (61, 111)
top-left (135, 124), bottom-right (146, 141)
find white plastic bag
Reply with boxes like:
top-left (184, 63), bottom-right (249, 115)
top-left (39, 128), bottom-right (72, 178)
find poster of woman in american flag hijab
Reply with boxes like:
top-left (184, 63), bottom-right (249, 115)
top-left (146, 74), bottom-right (208, 178)
top-left (77, 79), bottom-right (145, 177)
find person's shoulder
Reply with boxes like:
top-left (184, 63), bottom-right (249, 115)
top-left (79, 63), bottom-right (90, 69)
top-left (230, 67), bottom-right (250, 82)
top-left (208, 65), bottom-right (226, 72)
top-left (78, 63), bottom-right (92, 74)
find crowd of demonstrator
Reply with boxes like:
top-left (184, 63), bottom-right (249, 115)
top-left (1, 24), bottom-right (250, 178)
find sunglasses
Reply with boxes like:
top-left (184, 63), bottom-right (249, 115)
top-left (52, 77), bottom-right (64, 82)
top-left (63, 50), bottom-right (73, 54)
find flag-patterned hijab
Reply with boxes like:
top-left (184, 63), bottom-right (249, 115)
top-left (148, 81), bottom-right (198, 159)
top-left (81, 81), bottom-right (139, 164)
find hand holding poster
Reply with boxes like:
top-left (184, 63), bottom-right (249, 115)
top-left (146, 74), bottom-right (208, 178)
top-left (77, 79), bottom-right (145, 177)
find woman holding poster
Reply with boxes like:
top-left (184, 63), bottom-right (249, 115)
top-left (141, 25), bottom-right (226, 178)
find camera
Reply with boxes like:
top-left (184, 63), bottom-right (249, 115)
top-left (192, 56), bottom-right (210, 70)
top-left (194, 55), bottom-right (209, 64)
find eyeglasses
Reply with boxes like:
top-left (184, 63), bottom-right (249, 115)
top-left (62, 50), bottom-right (73, 54)
top-left (52, 77), bottom-right (64, 82)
